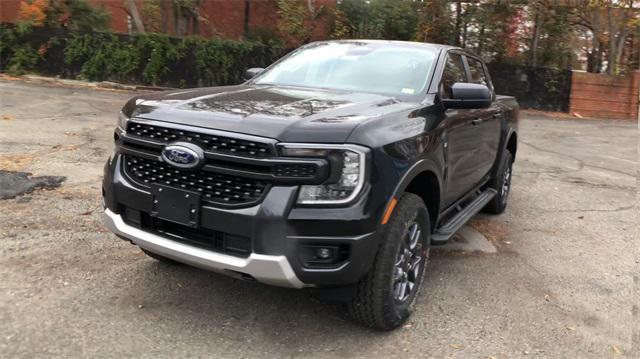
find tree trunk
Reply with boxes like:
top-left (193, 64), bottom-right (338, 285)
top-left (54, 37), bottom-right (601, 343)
top-left (529, 4), bottom-right (543, 67)
top-left (127, 0), bottom-right (146, 33)
top-left (595, 40), bottom-right (604, 73)
top-left (461, 20), bottom-right (468, 48)
top-left (607, 7), bottom-right (617, 75)
top-left (478, 24), bottom-right (485, 55)
top-left (613, 8), bottom-right (630, 73)
top-left (454, 1), bottom-right (462, 46)
top-left (587, 9), bottom-right (603, 73)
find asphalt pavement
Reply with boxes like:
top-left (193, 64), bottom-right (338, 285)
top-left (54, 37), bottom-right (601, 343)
top-left (0, 80), bottom-right (637, 358)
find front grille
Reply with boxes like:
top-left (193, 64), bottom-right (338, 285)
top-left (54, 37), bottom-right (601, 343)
top-left (127, 122), bottom-right (274, 158)
top-left (273, 163), bottom-right (317, 178)
top-left (124, 155), bottom-right (268, 206)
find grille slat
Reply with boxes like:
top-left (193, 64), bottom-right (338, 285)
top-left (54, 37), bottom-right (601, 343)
top-left (127, 122), bottom-right (274, 158)
top-left (124, 155), bottom-right (268, 206)
top-left (273, 164), bottom-right (317, 178)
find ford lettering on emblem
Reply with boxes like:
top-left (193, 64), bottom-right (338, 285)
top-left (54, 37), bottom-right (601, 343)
top-left (161, 142), bottom-right (204, 169)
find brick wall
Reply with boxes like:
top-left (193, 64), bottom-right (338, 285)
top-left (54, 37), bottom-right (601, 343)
top-left (569, 71), bottom-right (639, 120)
top-left (0, 0), bottom-right (334, 41)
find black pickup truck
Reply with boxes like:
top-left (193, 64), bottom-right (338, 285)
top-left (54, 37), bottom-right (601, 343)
top-left (103, 40), bottom-right (518, 330)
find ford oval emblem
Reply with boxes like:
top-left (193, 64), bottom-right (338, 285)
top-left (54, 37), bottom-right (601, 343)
top-left (161, 143), bottom-right (204, 169)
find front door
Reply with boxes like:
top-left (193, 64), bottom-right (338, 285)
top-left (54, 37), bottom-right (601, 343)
top-left (440, 52), bottom-right (486, 206)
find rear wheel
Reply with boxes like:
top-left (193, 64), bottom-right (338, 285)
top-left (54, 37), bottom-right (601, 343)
top-left (484, 150), bottom-right (513, 214)
top-left (347, 193), bottom-right (430, 331)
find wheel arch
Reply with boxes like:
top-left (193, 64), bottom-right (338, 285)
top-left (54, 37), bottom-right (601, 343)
top-left (389, 160), bottom-right (442, 233)
top-left (506, 130), bottom-right (517, 159)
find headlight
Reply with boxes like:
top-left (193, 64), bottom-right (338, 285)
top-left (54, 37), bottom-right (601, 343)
top-left (117, 111), bottom-right (129, 131)
top-left (279, 144), bottom-right (368, 205)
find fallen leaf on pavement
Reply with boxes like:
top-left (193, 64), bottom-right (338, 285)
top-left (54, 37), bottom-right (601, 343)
top-left (449, 344), bottom-right (464, 350)
top-left (612, 345), bottom-right (622, 355)
top-left (1, 115), bottom-right (15, 120)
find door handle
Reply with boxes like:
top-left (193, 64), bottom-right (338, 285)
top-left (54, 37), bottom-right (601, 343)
top-left (471, 118), bottom-right (483, 126)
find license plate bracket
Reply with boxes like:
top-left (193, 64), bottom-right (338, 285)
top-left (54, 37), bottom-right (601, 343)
top-left (150, 184), bottom-right (201, 227)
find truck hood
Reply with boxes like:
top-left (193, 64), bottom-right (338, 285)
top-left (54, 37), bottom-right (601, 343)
top-left (128, 85), bottom-right (416, 143)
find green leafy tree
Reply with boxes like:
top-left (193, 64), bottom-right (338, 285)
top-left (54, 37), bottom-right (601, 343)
top-left (277, 0), bottom-right (328, 46)
top-left (277, 0), bottom-right (311, 45)
top-left (44, 0), bottom-right (111, 32)
top-left (329, 8), bottom-right (352, 39)
top-left (1, 23), bottom-right (39, 75)
top-left (337, 0), bottom-right (419, 40)
top-left (414, 0), bottom-right (455, 44)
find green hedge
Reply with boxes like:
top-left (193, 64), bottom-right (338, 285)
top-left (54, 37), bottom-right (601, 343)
top-left (0, 23), bottom-right (286, 88)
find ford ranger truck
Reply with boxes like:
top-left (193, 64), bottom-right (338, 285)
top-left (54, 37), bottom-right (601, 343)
top-left (103, 40), bottom-right (518, 331)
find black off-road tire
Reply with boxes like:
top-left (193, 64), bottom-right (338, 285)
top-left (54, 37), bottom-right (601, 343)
top-left (347, 193), bottom-right (430, 331)
top-left (484, 150), bottom-right (514, 214)
top-left (141, 248), bottom-right (179, 264)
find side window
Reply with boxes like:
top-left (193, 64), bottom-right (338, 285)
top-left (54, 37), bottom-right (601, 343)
top-left (467, 57), bottom-right (488, 86)
top-left (440, 53), bottom-right (466, 99)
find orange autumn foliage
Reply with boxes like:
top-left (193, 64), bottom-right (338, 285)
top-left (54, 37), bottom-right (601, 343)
top-left (19, 0), bottom-right (49, 26)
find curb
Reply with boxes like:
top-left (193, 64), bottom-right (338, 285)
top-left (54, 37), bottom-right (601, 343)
top-left (1, 73), bottom-right (173, 92)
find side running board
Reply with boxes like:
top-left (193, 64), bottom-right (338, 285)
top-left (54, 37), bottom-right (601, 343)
top-left (431, 188), bottom-right (497, 245)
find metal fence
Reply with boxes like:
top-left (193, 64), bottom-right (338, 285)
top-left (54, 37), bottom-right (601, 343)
top-left (487, 63), bottom-right (572, 112)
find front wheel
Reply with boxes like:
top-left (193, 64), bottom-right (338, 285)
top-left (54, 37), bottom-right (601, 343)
top-left (347, 193), bottom-right (430, 331)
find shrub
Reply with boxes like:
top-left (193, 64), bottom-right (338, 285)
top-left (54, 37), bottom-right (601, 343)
top-left (1, 24), bottom-right (286, 87)
top-left (0, 23), bottom-right (39, 75)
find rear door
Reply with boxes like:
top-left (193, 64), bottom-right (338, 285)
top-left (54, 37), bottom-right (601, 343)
top-left (464, 56), bottom-right (502, 180)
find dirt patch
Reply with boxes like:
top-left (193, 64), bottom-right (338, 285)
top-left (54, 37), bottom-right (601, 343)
top-left (0, 153), bottom-right (39, 172)
top-left (0, 170), bottom-right (66, 199)
top-left (468, 217), bottom-right (509, 248)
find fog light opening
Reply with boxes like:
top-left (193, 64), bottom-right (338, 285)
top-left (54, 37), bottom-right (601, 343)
top-left (316, 247), bottom-right (333, 259)
top-left (300, 244), bottom-right (350, 268)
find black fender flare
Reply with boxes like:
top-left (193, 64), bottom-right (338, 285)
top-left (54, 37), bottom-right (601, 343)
top-left (491, 128), bottom-right (518, 178)
top-left (505, 128), bottom-right (517, 158)
top-left (382, 158), bottom-right (444, 228)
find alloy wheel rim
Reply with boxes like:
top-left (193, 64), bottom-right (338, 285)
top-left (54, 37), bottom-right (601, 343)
top-left (501, 165), bottom-right (511, 202)
top-left (393, 222), bottom-right (425, 302)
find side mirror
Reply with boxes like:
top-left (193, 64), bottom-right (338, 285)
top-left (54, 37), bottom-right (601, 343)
top-left (441, 83), bottom-right (492, 109)
top-left (244, 67), bottom-right (265, 81)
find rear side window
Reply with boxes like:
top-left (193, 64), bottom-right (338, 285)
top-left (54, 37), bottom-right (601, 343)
top-left (467, 57), bottom-right (488, 86)
top-left (440, 53), bottom-right (466, 99)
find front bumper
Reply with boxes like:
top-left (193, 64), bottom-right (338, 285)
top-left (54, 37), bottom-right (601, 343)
top-left (103, 154), bottom-right (383, 288)
top-left (104, 208), bottom-right (305, 288)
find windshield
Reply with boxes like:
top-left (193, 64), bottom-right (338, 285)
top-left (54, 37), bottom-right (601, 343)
top-left (253, 42), bottom-right (437, 99)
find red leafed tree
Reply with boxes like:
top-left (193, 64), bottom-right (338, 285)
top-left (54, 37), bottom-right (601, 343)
top-left (19, 0), bottom-right (50, 25)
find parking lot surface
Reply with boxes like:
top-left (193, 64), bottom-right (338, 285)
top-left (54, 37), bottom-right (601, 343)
top-left (0, 80), bottom-right (637, 358)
